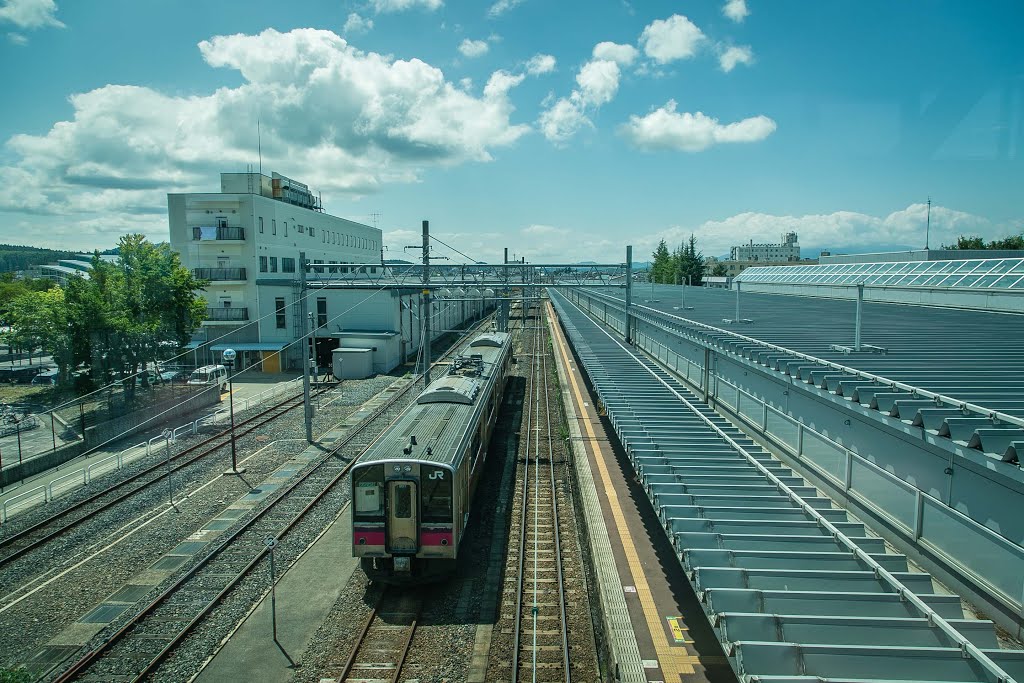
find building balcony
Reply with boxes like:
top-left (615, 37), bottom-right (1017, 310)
top-left (193, 267), bottom-right (247, 281)
top-left (192, 226), bottom-right (245, 241)
top-left (204, 307), bottom-right (249, 322)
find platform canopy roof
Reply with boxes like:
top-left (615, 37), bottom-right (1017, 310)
top-left (737, 257), bottom-right (1024, 290)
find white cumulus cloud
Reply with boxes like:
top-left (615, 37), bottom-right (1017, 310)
top-left (592, 41), bottom-right (638, 66)
top-left (722, 0), bottom-right (749, 23)
top-left (538, 98), bottom-right (590, 145)
top-left (719, 45), bottom-right (753, 72)
top-left (574, 59), bottom-right (620, 107)
top-left (620, 100), bottom-right (776, 151)
top-left (649, 204), bottom-right (1008, 257)
top-left (458, 38), bottom-right (489, 58)
top-left (0, 0), bottom-right (62, 29)
top-left (368, 0), bottom-right (442, 13)
top-left (7, 30), bottom-right (26, 44)
top-left (343, 12), bottom-right (374, 35)
top-left (639, 14), bottom-right (705, 64)
top-left (0, 28), bottom-right (530, 243)
top-left (488, 0), bottom-right (524, 17)
top-left (525, 53), bottom-right (556, 75)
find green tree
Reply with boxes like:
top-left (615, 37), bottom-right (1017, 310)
top-left (3, 288), bottom-right (68, 370)
top-left (650, 240), bottom-right (672, 284)
top-left (946, 233), bottom-right (1024, 250)
top-left (4, 235), bottom-right (206, 394)
top-left (674, 234), bottom-right (704, 287)
top-left (712, 262), bottom-right (728, 277)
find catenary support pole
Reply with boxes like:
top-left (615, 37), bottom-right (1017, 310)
top-left (299, 251), bottom-right (313, 444)
top-left (422, 220), bottom-right (432, 387)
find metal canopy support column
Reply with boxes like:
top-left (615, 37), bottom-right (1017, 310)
top-left (855, 283), bottom-right (864, 352)
top-left (735, 280), bottom-right (741, 322)
top-left (625, 245), bottom-right (633, 343)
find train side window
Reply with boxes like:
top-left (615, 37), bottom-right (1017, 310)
top-left (353, 465), bottom-right (384, 519)
top-left (421, 468), bottom-right (453, 523)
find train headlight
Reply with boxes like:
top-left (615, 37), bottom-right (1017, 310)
top-left (440, 538), bottom-right (448, 546)
top-left (393, 465), bottom-right (401, 472)
top-left (404, 465), bottom-right (412, 472)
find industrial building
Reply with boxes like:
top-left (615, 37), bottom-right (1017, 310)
top-left (729, 231), bottom-right (801, 262)
top-left (169, 171), bottom-right (392, 372)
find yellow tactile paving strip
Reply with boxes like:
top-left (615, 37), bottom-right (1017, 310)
top-left (548, 302), bottom-right (704, 682)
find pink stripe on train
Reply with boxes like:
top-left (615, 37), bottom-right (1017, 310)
top-left (353, 531), bottom-right (385, 546)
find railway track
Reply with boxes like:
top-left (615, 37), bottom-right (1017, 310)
top-left (509, 303), bottom-right (572, 682)
top-left (50, 320), bottom-right (493, 683)
top-left (334, 588), bottom-right (421, 683)
top-left (0, 390), bottom-right (322, 570)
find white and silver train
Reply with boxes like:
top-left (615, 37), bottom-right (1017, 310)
top-left (351, 332), bottom-right (512, 583)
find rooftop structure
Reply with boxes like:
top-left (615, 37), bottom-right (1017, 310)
top-left (820, 248), bottom-right (1024, 264)
top-left (737, 257), bottom-right (1024, 313)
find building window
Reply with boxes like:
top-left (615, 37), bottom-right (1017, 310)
top-left (313, 259), bottom-right (324, 274)
top-left (272, 219), bottom-right (276, 235)
top-left (284, 222), bottom-right (288, 236)
top-left (275, 297), bottom-right (286, 329)
top-left (270, 257), bottom-right (278, 273)
top-left (217, 217), bottom-right (228, 228)
top-left (259, 217), bottom-right (264, 233)
top-left (309, 226), bottom-right (315, 237)
top-left (282, 257), bottom-right (295, 273)
top-left (259, 256), bottom-right (268, 272)
top-left (322, 231), bottom-right (326, 244)
top-left (298, 224), bottom-right (304, 233)
top-left (316, 297), bottom-right (327, 328)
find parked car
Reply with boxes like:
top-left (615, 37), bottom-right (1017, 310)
top-left (30, 371), bottom-right (58, 386)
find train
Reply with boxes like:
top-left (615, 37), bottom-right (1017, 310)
top-left (350, 332), bottom-right (513, 583)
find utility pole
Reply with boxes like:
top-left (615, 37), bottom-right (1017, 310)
top-left (406, 222), bottom-right (435, 386)
top-left (299, 251), bottom-right (313, 444)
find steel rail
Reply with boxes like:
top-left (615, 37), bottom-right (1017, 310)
top-left (572, 286), bottom-right (1024, 430)
top-left (335, 590), bottom-right (420, 683)
top-left (567, 291), bottom-right (1017, 683)
top-left (0, 390), bottom-right (321, 568)
top-left (510, 302), bottom-right (539, 681)
top-left (541, 309), bottom-right (572, 683)
top-left (51, 320), bottom-right (493, 683)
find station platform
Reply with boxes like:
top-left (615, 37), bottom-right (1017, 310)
top-left (547, 301), bottom-right (734, 683)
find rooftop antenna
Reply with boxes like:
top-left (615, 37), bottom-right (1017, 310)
top-left (257, 119), bottom-right (262, 176)
top-left (370, 212), bottom-right (381, 229)
top-left (925, 196), bottom-right (931, 250)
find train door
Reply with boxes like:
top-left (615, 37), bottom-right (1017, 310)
top-left (386, 480), bottom-right (419, 554)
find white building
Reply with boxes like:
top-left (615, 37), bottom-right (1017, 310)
top-left (168, 171), bottom-right (383, 372)
top-left (730, 232), bottom-right (801, 262)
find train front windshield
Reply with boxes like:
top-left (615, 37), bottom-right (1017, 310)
top-left (420, 466), bottom-right (453, 523)
top-left (353, 465), bottom-right (385, 521)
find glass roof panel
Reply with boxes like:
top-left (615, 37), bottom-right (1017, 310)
top-left (975, 274), bottom-right (1002, 288)
top-left (957, 274), bottom-right (983, 287)
top-left (1009, 276), bottom-right (1024, 289)
top-left (1010, 261), bottom-right (1024, 273)
top-left (988, 259), bottom-right (1018, 273)
top-left (938, 275), bottom-right (964, 286)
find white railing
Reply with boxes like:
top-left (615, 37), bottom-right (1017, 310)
top-left (0, 379), bottom-right (305, 523)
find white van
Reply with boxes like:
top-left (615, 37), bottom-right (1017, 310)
top-left (188, 364), bottom-right (228, 391)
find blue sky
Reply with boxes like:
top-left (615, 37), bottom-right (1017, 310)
top-left (0, 0), bottom-right (1020, 262)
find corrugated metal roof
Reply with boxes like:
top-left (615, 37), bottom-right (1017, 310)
top-left (357, 335), bottom-right (508, 467)
top-left (550, 288), bottom-right (1024, 683)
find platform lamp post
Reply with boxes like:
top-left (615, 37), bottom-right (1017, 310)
top-left (222, 348), bottom-right (245, 475)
